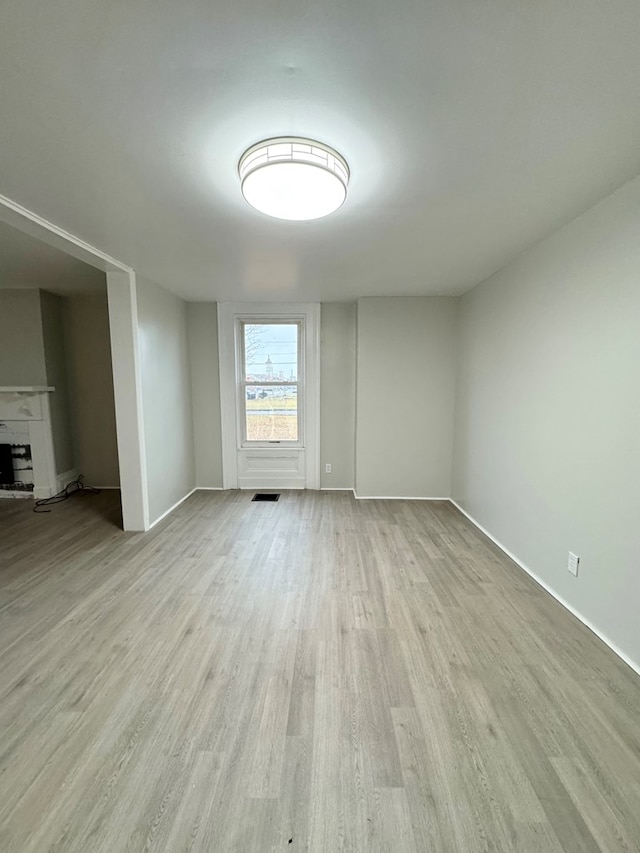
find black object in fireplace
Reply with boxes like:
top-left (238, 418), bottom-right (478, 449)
top-left (0, 444), bottom-right (14, 485)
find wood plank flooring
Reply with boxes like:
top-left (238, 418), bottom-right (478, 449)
top-left (1, 489), bottom-right (639, 852)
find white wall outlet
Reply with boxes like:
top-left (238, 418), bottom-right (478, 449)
top-left (568, 552), bottom-right (580, 577)
top-left (325, 463), bottom-right (332, 474)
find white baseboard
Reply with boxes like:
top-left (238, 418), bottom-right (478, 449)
top-left (56, 469), bottom-right (78, 493)
top-left (195, 486), bottom-right (224, 491)
top-left (320, 487), bottom-right (354, 491)
top-left (354, 493), bottom-right (449, 500)
top-left (56, 472), bottom-right (119, 493)
top-left (237, 484), bottom-right (305, 490)
top-left (147, 488), bottom-right (197, 531)
top-left (450, 500), bottom-right (640, 678)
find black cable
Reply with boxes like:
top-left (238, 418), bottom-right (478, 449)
top-left (33, 474), bottom-right (100, 513)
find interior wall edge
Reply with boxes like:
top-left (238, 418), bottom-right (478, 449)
top-left (450, 499), bottom-right (640, 678)
top-left (146, 487), bottom-right (197, 531)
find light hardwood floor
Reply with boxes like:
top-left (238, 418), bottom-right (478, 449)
top-left (1, 490), bottom-right (639, 852)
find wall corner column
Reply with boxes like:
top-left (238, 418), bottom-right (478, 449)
top-left (106, 270), bottom-right (149, 531)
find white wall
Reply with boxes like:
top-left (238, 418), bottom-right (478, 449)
top-left (40, 290), bottom-right (74, 476)
top-left (136, 277), bottom-right (195, 524)
top-left (452, 175), bottom-right (640, 671)
top-left (64, 291), bottom-right (120, 486)
top-left (321, 302), bottom-right (356, 489)
top-left (0, 289), bottom-right (47, 385)
top-left (186, 300), bottom-right (357, 491)
top-left (356, 297), bottom-right (457, 498)
top-left (187, 302), bottom-right (223, 488)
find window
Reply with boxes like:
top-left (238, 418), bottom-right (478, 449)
top-left (239, 321), bottom-right (302, 444)
top-left (218, 302), bottom-right (320, 489)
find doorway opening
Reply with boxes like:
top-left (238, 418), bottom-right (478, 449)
top-left (0, 219), bottom-right (122, 526)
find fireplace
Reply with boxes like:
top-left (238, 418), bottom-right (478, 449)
top-left (0, 387), bottom-right (58, 499)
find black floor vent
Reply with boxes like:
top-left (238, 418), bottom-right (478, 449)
top-left (252, 493), bottom-right (280, 502)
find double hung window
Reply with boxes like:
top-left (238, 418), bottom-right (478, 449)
top-left (238, 321), bottom-right (302, 445)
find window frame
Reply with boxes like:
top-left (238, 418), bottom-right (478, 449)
top-left (218, 302), bottom-right (320, 491)
top-left (236, 317), bottom-right (305, 448)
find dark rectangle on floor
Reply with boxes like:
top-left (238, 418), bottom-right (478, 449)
top-left (252, 493), bottom-right (280, 502)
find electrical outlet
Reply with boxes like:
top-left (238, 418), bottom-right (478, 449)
top-left (568, 552), bottom-right (580, 577)
top-left (325, 463), bottom-right (332, 474)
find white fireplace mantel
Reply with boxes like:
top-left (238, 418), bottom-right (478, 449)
top-left (0, 387), bottom-right (57, 499)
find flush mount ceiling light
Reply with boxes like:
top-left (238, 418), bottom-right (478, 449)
top-left (238, 137), bottom-right (349, 221)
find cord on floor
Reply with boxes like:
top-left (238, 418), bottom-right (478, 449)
top-left (33, 474), bottom-right (100, 513)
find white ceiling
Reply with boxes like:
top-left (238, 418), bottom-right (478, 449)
top-left (1, 0), bottom-right (640, 302)
top-left (0, 221), bottom-right (106, 295)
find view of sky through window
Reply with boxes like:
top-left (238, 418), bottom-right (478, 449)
top-left (243, 323), bottom-right (298, 381)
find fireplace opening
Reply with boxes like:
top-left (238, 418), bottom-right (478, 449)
top-left (0, 443), bottom-right (34, 492)
top-left (0, 444), bottom-right (12, 485)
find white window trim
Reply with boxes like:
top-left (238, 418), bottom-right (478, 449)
top-left (237, 318), bottom-right (303, 448)
top-left (218, 302), bottom-right (320, 490)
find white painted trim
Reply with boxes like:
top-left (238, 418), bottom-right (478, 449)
top-left (237, 485), bottom-right (304, 490)
top-left (38, 393), bottom-right (58, 496)
top-left (0, 192), bottom-right (133, 273)
top-left (354, 493), bottom-right (450, 500)
top-left (195, 486), bottom-right (224, 491)
top-left (320, 489), bottom-right (449, 498)
top-left (450, 500), bottom-right (640, 678)
top-left (147, 488), bottom-right (197, 530)
top-left (32, 487), bottom-right (50, 500)
top-left (56, 469), bottom-right (78, 493)
top-left (218, 305), bottom-right (238, 490)
top-left (218, 302), bottom-right (321, 491)
top-left (305, 303), bottom-right (321, 490)
top-left (107, 271), bottom-right (149, 531)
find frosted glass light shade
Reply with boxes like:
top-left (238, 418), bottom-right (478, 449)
top-left (238, 138), bottom-right (349, 221)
